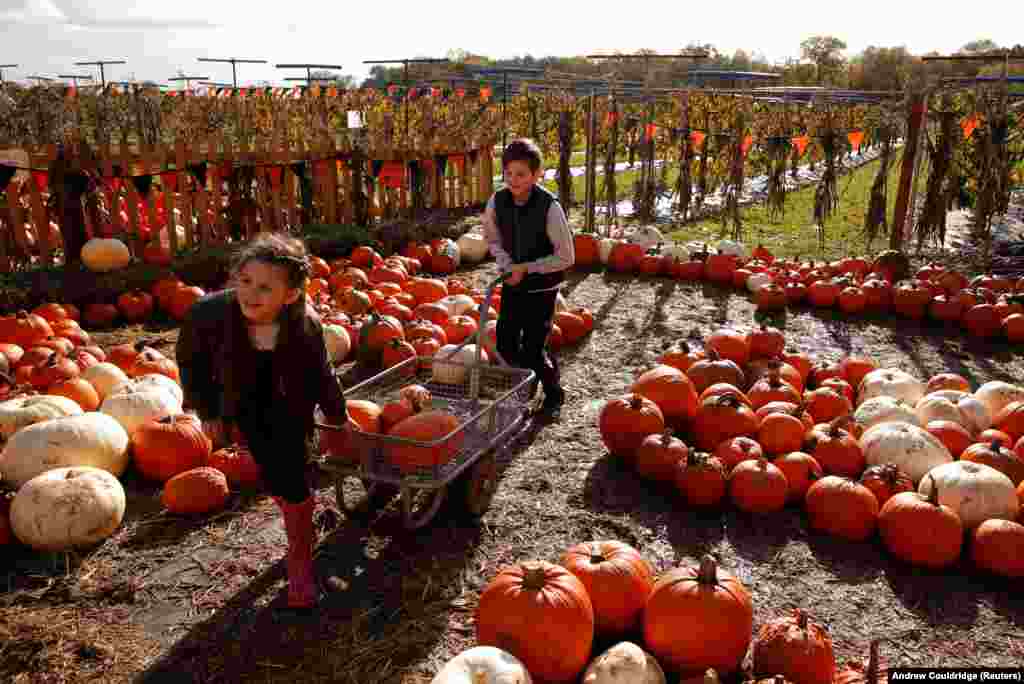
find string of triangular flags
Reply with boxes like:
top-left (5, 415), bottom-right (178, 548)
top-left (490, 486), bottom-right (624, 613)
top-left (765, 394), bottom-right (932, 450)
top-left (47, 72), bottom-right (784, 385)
top-left (0, 150), bottom-right (482, 192)
top-left (60, 83), bottom-right (495, 102)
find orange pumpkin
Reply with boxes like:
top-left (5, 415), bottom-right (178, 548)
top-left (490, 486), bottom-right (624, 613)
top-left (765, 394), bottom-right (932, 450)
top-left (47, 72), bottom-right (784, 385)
top-left (859, 463), bottom-right (914, 507)
top-left (643, 555), bottom-right (753, 674)
top-left (774, 451), bottom-right (823, 502)
top-left (476, 561), bottom-right (595, 684)
top-left (442, 314), bottom-right (477, 345)
top-left (168, 285), bottom-right (206, 320)
top-left (753, 609), bottom-right (835, 684)
top-left (560, 541), bottom-right (653, 636)
top-left (926, 420), bottom-right (974, 459)
top-left (387, 410), bottom-right (463, 471)
top-left (207, 445), bottom-right (263, 489)
top-left (713, 435), bottom-right (764, 472)
top-left (129, 349), bottom-right (180, 382)
top-left (134, 414), bottom-right (212, 482)
top-left (347, 399), bottom-right (383, 434)
top-left (0, 310), bottom-right (53, 349)
top-left (117, 290), bottom-right (154, 322)
top-left (598, 394), bottom-right (665, 458)
top-left (804, 417), bottom-right (864, 478)
top-left (573, 234), bottom-right (600, 268)
top-left (757, 411), bottom-right (805, 456)
top-left (634, 429), bottom-right (689, 483)
top-left (675, 451), bottom-right (728, 507)
top-left (48, 377), bottom-right (100, 411)
top-left (686, 350), bottom-right (746, 395)
top-left (691, 393), bottom-right (760, 452)
top-left (961, 440), bottom-right (1024, 486)
top-left (706, 328), bottom-right (751, 366)
top-left (162, 467), bottom-right (230, 515)
top-left (729, 458), bottom-right (789, 513)
top-left (82, 302), bottom-right (120, 328)
top-left (878, 489), bottom-right (963, 569)
top-left (805, 476), bottom-right (879, 541)
top-left (608, 242), bottom-right (645, 272)
top-left (970, 519), bottom-right (1024, 578)
top-left (631, 364), bottom-right (699, 426)
top-left (381, 338), bottom-right (417, 374)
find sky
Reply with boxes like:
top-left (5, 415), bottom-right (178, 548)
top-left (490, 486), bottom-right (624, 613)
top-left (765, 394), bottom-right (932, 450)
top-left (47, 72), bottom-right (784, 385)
top-left (1, 0), bottom-right (1021, 87)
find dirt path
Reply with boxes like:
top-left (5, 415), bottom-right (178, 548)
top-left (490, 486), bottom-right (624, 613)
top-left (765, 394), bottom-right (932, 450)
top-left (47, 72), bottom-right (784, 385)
top-left (3, 262), bottom-right (1024, 684)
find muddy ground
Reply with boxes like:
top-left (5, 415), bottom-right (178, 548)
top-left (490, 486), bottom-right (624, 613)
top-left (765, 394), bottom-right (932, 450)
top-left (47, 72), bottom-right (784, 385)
top-left (2, 255), bottom-right (1024, 684)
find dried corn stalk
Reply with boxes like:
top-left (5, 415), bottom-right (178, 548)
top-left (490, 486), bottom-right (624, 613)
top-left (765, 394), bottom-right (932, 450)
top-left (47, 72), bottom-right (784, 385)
top-left (914, 99), bottom-right (959, 251)
top-left (864, 128), bottom-right (894, 249)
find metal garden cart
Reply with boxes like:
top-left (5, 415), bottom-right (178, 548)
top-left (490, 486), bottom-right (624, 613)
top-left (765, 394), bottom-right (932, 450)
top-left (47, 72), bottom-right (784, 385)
top-left (314, 275), bottom-right (535, 529)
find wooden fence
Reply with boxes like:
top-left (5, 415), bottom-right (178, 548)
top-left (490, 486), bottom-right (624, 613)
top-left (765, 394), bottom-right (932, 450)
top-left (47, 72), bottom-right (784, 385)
top-left (0, 136), bottom-right (496, 272)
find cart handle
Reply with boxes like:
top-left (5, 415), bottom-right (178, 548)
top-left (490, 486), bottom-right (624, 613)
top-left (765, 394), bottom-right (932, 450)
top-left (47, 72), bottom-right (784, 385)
top-left (438, 273), bottom-right (510, 367)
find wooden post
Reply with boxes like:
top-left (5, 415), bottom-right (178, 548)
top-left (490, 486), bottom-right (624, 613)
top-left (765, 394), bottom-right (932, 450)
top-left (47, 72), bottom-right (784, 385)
top-left (891, 92), bottom-right (928, 251)
top-left (584, 90), bottom-right (597, 233)
top-left (161, 147), bottom-right (178, 256)
top-left (175, 140), bottom-right (195, 249)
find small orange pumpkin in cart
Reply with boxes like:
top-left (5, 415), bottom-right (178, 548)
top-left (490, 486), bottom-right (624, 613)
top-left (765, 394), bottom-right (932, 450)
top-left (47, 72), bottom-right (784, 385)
top-left (386, 410), bottom-right (463, 471)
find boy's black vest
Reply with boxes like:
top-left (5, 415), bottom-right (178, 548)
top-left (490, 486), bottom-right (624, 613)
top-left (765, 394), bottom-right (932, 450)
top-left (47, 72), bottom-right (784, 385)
top-left (494, 185), bottom-right (565, 293)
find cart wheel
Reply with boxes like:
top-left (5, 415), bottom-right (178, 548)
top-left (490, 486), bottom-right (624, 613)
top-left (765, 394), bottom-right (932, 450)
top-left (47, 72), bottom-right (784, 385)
top-left (334, 474), bottom-right (397, 516)
top-left (451, 452), bottom-right (498, 518)
top-left (400, 486), bottom-right (447, 530)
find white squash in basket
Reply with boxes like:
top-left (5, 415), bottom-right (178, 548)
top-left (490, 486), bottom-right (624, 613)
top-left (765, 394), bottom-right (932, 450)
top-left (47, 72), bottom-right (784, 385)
top-left (457, 232), bottom-right (490, 264)
top-left (432, 344), bottom-right (487, 385)
top-left (918, 461), bottom-right (1019, 529)
top-left (430, 646), bottom-right (532, 684)
top-left (860, 421), bottom-right (953, 483)
top-left (10, 466), bottom-right (126, 551)
top-left (582, 642), bottom-right (666, 684)
top-left (0, 412), bottom-right (130, 486)
top-left (0, 395), bottom-right (83, 439)
top-left (857, 368), bottom-right (925, 406)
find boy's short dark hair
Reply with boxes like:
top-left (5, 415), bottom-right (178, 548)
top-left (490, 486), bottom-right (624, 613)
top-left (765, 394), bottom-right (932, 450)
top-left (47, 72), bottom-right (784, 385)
top-left (501, 138), bottom-right (543, 172)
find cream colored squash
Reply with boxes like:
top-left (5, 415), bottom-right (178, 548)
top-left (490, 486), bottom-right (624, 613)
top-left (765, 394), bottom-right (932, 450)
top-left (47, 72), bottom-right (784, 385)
top-left (916, 393), bottom-right (991, 435)
top-left (430, 646), bottom-right (532, 684)
top-left (81, 237), bottom-right (131, 272)
top-left (131, 373), bottom-right (184, 406)
top-left (853, 396), bottom-right (920, 432)
top-left (628, 226), bottom-right (665, 249)
top-left (860, 421), bottom-right (953, 483)
top-left (432, 344), bottom-right (487, 384)
top-left (10, 466), bottom-right (126, 551)
top-left (0, 395), bottom-right (83, 439)
top-left (746, 271), bottom-right (773, 293)
top-left (438, 294), bottom-right (477, 317)
top-left (598, 238), bottom-right (617, 265)
top-left (974, 381), bottom-right (1024, 419)
top-left (716, 239), bottom-right (749, 258)
top-left (456, 231), bottom-right (489, 263)
top-left (100, 386), bottom-right (180, 437)
top-left (661, 243), bottom-right (689, 261)
top-left (81, 362), bottom-right (131, 402)
top-left (323, 323), bottom-right (352, 364)
top-left (0, 412), bottom-right (130, 486)
top-left (918, 461), bottom-right (1019, 529)
top-left (857, 368), bottom-right (925, 406)
top-left (582, 642), bottom-right (666, 684)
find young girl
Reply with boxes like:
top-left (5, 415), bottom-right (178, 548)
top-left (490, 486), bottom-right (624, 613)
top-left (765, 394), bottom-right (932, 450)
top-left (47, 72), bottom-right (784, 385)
top-left (176, 232), bottom-right (350, 610)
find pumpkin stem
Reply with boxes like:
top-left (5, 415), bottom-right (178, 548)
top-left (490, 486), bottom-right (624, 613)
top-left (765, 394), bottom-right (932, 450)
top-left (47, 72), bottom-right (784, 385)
top-left (521, 563), bottom-right (548, 590)
top-left (629, 394), bottom-right (645, 410)
top-left (662, 428), bottom-right (674, 445)
top-left (867, 640), bottom-right (881, 684)
top-left (924, 474), bottom-right (941, 506)
top-left (828, 415), bottom-right (851, 436)
top-left (589, 553), bottom-right (606, 565)
top-left (697, 555), bottom-right (718, 584)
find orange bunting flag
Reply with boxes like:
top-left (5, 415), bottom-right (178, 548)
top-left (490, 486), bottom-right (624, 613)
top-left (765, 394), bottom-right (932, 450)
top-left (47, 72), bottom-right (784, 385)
top-left (379, 161), bottom-right (405, 188)
top-left (65, 86), bottom-right (77, 100)
top-left (31, 171), bottom-right (48, 193)
top-left (310, 85), bottom-right (321, 98)
top-left (961, 114), bottom-right (980, 140)
top-left (327, 87), bottom-right (338, 98)
top-left (792, 135), bottom-right (810, 157)
top-left (455, 88), bottom-right (465, 99)
top-left (645, 123), bottom-right (657, 142)
top-left (690, 130), bottom-right (706, 151)
top-left (606, 111), bottom-right (619, 126)
top-left (847, 130), bottom-right (865, 152)
top-left (480, 86), bottom-right (491, 102)
top-left (741, 135), bottom-right (754, 156)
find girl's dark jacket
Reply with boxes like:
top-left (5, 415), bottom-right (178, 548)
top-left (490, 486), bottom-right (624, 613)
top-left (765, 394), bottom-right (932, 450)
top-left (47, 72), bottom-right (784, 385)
top-left (175, 289), bottom-right (347, 438)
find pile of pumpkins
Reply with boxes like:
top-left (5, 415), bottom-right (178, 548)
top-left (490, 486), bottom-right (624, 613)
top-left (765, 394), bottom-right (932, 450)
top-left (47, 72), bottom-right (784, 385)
top-left (0, 306), bottom-right (262, 552)
top-left (306, 243), bottom-right (594, 375)
top-left (574, 232), bottom-right (1024, 344)
top-left (430, 540), bottom-right (885, 684)
top-left (598, 323), bottom-right (1024, 579)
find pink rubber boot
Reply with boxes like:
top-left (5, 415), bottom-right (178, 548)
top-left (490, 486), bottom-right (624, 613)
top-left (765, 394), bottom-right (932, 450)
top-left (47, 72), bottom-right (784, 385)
top-left (274, 496), bottom-right (318, 608)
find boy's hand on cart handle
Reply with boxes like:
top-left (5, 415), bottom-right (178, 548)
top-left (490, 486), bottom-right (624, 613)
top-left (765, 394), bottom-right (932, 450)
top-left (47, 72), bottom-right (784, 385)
top-left (506, 265), bottom-right (527, 286)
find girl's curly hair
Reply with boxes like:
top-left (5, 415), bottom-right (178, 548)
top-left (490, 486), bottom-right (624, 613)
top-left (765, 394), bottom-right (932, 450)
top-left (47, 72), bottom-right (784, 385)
top-left (232, 231), bottom-right (311, 289)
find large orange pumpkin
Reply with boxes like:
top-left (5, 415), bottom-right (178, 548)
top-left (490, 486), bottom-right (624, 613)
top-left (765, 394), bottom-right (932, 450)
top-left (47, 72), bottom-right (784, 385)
top-left (691, 393), bottom-right (760, 452)
top-left (970, 519), bottom-right (1024, 578)
top-left (643, 555), bottom-right (753, 674)
top-left (729, 458), bottom-right (789, 513)
top-left (573, 234), bottom-right (600, 268)
top-left (804, 476), bottom-right (879, 541)
top-left (560, 541), bottom-right (653, 636)
top-left (598, 393), bottom-right (665, 457)
top-left (631, 364), bottom-right (699, 427)
top-left (754, 609), bottom-right (836, 684)
top-left (877, 489), bottom-right (962, 569)
top-left (386, 410), bottom-right (463, 471)
top-left (133, 414), bottom-right (212, 482)
top-left (476, 561), bottom-right (595, 684)
top-left (162, 467), bottom-right (230, 515)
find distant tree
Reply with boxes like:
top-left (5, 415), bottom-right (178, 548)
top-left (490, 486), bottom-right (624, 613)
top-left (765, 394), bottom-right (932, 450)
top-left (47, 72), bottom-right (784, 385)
top-left (850, 46), bottom-right (917, 91)
top-left (309, 70), bottom-right (355, 87)
top-left (800, 35), bottom-right (848, 84)
top-left (960, 39), bottom-right (1000, 53)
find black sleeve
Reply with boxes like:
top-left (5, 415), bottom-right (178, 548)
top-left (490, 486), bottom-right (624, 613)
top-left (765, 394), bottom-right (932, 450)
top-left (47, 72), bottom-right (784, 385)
top-left (175, 302), bottom-right (218, 418)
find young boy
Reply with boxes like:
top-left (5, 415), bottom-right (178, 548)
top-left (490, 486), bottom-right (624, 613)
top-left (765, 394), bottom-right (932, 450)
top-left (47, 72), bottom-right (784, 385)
top-left (482, 138), bottom-right (575, 419)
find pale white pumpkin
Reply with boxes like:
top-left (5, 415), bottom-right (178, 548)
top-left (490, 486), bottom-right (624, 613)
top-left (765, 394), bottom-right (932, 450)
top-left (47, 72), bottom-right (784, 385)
top-left (81, 237), bottom-right (131, 272)
top-left (853, 396), bottom-right (920, 432)
top-left (915, 393), bottom-right (991, 435)
top-left (661, 242), bottom-right (689, 260)
top-left (100, 386), bottom-right (180, 437)
top-left (10, 466), bottom-right (126, 551)
top-left (432, 344), bottom-right (487, 384)
top-left (628, 226), bottom-right (665, 249)
top-left (438, 294), bottom-right (476, 317)
top-left (323, 323), bottom-right (352, 364)
top-left (974, 381), bottom-right (1024, 419)
top-left (456, 231), bottom-right (490, 263)
top-left (131, 374), bottom-right (185, 406)
top-left (716, 239), bottom-right (749, 258)
top-left (0, 412), bottom-right (130, 487)
top-left (0, 395), bottom-right (83, 439)
top-left (430, 646), bottom-right (532, 684)
top-left (81, 362), bottom-right (131, 402)
top-left (918, 461), bottom-right (1019, 529)
top-left (598, 238), bottom-right (617, 264)
top-left (746, 271), bottom-right (773, 293)
top-left (860, 421), bottom-right (953, 483)
top-left (857, 368), bottom-right (925, 406)
top-left (582, 642), bottom-right (666, 684)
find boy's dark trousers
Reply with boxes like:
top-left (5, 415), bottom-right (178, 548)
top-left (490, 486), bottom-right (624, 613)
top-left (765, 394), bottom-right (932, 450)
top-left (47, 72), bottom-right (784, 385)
top-left (495, 287), bottom-right (560, 399)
